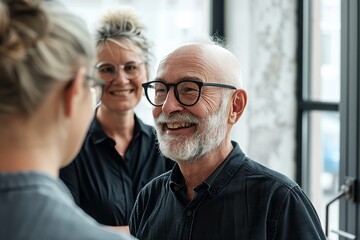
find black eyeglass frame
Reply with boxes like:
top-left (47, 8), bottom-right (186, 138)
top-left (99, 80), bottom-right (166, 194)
top-left (142, 80), bottom-right (237, 107)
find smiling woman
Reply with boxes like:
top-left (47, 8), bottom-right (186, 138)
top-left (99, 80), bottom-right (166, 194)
top-left (59, 6), bottom-right (174, 232)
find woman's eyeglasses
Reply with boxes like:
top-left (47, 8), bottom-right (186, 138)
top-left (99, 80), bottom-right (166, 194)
top-left (95, 61), bottom-right (144, 82)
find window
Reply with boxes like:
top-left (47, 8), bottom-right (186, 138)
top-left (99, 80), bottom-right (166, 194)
top-left (298, 0), bottom-right (341, 239)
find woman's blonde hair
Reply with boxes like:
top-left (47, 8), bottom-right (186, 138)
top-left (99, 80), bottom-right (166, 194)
top-left (95, 6), bottom-right (152, 64)
top-left (0, 0), bottom-right (95, 117)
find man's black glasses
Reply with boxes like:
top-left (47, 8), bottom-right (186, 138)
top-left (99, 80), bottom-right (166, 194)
top-left (142, 80), bottom-right (236, 107)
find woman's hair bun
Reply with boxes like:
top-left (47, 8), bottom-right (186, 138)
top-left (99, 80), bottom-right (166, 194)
top-left (0, 0), bottom-right (47, 64)
top-left (0, 0), bottom-right (95, 116)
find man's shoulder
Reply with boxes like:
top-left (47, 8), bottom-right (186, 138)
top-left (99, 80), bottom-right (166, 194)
top-left (240, 157), bottom-right (299, 189)
top-left (144, 170), bottom-right (171, 186)
top-left (138, 170), bottom-right (172, 195)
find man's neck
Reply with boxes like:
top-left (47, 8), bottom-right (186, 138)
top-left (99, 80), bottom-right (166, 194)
top-left (178, 141), bottom-right (233, 200)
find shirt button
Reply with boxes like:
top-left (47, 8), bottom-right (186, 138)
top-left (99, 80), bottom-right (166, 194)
top-left (186, 210), bottom-right (192, 217)
top-left (174, 186), bottom-right (180, 191)
top-left (210, 188), bottom-right (217, 195)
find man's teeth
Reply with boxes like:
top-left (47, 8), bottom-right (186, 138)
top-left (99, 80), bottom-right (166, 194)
top-left (166, 122), bottom-right (192, 129)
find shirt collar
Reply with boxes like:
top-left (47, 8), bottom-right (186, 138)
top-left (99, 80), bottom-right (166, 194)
top-left (169, 141), bottom-right (246, 196)
top-left (89, 116), bottom-right (109, 144)
top-left (135, 115), bottom-right (153, 138)
top-left (89, 109), bottom-right (153, 144)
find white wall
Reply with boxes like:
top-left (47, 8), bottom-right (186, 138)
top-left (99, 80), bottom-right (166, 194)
top-left (226, 0), bottom-right (298, 180)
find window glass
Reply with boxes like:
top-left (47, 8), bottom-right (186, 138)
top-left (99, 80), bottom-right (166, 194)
top-left (308, 111), bottom-right (340, 240)
top-left (308, 0), bottom-right (340, 102)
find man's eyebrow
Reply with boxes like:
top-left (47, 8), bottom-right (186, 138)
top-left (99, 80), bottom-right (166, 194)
top-left (153, 76), bottom-right (203, 83)
top-left (153, 77), bottom-right (165, 82)
top-left (179, 76), bottom-right (202, 82)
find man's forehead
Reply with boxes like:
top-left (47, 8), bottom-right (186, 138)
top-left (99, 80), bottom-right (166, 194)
top-left (158, 48), bottom-right (211, 72)
top-left (156, 43), bottom-right (224, 81)
top-left (157, 58), bottom-right (208, 81)
top-left (169, 44), bottom-right (208, 60)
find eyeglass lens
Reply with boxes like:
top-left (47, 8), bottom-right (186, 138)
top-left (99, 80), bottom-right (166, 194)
top-left (145, 81), bottom-right (200, 106)
top-left (95, 62), bottom-right (142, 82)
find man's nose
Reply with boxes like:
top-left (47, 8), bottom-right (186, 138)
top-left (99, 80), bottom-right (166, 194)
top-left (162, 88), bottom-right (184, 114)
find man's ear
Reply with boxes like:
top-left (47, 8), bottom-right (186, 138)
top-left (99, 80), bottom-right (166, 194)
top-left (228, 89), bottom-right (247, 124)
top-left (63, 67), bottom-right (86, 117)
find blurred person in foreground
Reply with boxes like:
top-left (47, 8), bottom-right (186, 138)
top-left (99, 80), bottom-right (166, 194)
top-left (129, 41), bottom-right (327, 239)
top-left (60, 6), bottom-right (173, 233)
top-left (0, 0), bottom-right (135, 239)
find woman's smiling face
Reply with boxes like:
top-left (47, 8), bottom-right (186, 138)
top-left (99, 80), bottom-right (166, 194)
top-left (96, 41), bottom-right (147, 112)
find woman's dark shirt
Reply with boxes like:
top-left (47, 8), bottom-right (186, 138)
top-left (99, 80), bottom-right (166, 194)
top-left (129, 142), bottom-right (326, 240)
top-left (60, 115), bottom-right (174, 226)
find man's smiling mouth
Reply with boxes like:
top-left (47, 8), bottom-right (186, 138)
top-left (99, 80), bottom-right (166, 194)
top-left (166, 122), bottom-right (194, 130)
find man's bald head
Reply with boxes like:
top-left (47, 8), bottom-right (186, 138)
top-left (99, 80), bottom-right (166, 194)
top-left (158, 42), bottom-right (243, 89)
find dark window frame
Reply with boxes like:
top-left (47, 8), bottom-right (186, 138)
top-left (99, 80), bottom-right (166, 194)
top-left (211, 0), bottom-right (225, 38)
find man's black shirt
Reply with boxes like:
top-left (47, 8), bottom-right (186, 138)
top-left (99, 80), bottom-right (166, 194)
top-left (129, 142), bottom-right (326, 240)
top-left (60, 115), bottom-right (174, 226)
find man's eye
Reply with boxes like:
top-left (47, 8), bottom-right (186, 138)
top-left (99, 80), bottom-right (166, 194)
top-left (181, 87), bottom-right (198, 93)
top-left (155, 88), bottom-right (167, 94)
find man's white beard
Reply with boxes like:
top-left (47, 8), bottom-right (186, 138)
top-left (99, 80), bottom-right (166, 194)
top-left (155, 99), bottom-right (229, 163)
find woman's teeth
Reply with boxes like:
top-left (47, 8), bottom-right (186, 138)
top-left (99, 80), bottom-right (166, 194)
top-left (111, 89), bottom-right (133, 95)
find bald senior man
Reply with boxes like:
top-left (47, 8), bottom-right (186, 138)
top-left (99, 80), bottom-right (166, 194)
top-left (129, 41), bottom-right (326, 240)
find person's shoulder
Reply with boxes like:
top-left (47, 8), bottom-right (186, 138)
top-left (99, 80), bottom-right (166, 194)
top-left (0, 173), bottom-right (134, 240)
top-left (138, 170), bottom-right (171, 195)
top-left (241, 157), bottom-right (299, 189)
top-left (146, 170), bottom-right (171, 187)
top-left (32, 180), bottom-right (135, 240)
top-left (132, 170), bottom-right (172, 220)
